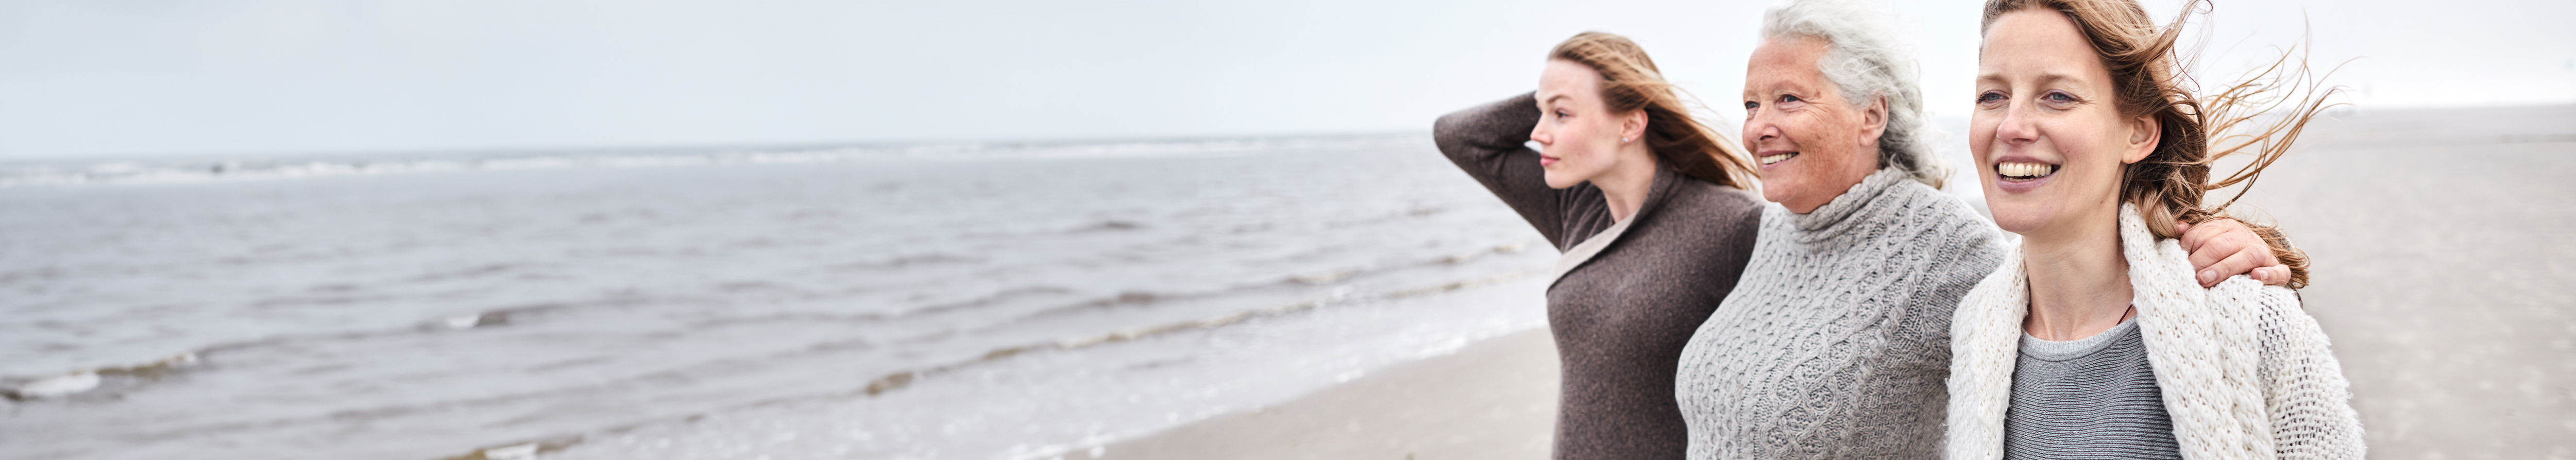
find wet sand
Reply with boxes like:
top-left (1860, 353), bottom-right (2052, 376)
top-left (1094, 104), bottom-right (2576, 459)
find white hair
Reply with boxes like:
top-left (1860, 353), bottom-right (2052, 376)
top-left (1761, 0), bottom-right (1947, 188)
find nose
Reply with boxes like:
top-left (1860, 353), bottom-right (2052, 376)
top-left (1747, 108), bottom-right (1781, 144)
top-left (1529, 122), bottom-right (1551, 146)
top-left (1995, 103), bottom-right (2038, 146)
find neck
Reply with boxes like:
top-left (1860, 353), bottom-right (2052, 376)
top-left (2019, 207), bottom-right (2133, 342)
top-left (1595, 148), bottom-right (1660, 222)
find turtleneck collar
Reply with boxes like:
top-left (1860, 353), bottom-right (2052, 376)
top-left (1788, 167), bottom-right (1918, 241)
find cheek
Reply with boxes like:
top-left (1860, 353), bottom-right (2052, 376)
top-left (1580, 121), bottom-right (1623, 157)
top-left (1561, 125), bottom-right (1595, 157)
top-left (1793, 125), bottom-right (1858, 171)
top-left (2070, 128), bottom-right (2126, 173)
top-left (1968, 118), bottom-right (1997, 160)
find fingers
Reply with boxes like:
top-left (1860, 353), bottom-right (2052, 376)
top-left (2251, 265), bottom-right (2293, 286)
top-left (2181, 219), bottom-right (2243, 269)
top-left (2196, 247), bottom-right (2265, 287)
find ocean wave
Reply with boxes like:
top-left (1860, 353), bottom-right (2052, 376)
top-left (1, 352), bottom-right (200, 401)
top-left (417, 268), bottom-right (1535, 460)
top-left (2, 229), bottom-right (1534, 411)
top-left (0, 301), bottom-right (581, 401)
top-left (91, 268), bottom-right (1460, 448)
top-left (991, 241), bottom-right (1537, 328)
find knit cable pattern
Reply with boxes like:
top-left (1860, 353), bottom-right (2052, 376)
top-left (1675, 168), bottom-right (2010, 459)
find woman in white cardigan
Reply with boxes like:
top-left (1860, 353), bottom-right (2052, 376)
top-left (1943, 0), bottom-right (2366, 459)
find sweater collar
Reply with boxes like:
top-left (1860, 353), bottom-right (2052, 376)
top-left (1544, 166), bottom-right (1684, 287)
top-left (1622, 165), bottom-right (1685, 226)
top-left (1945, 203), bottom-right (2271, 460)
top-left (1787, 167), bottom-right (1916, 241)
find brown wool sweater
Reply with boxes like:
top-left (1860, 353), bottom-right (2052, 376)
top-left (1432, 93), bottom-right (1765, 460)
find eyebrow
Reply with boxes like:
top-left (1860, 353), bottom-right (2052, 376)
top-left (1541, 94), bottom-right (1571, 106)
top-left (1975, 71), bottom-right (2087, 88)
top-left (1741, 86), bottom-right (1798, 99)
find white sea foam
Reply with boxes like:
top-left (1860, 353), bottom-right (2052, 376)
top-left (10, 371), bottom-right (100, 399)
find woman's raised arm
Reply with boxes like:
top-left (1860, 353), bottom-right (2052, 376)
top-left (1432, 92), bottom-right (1576, 247)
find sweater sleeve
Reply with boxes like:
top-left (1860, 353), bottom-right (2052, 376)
top-left (2214, 278), bottom-right (2368, 459)
top-left (1432, 92), bottom-right (1578, 248)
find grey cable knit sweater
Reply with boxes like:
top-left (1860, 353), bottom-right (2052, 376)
top-left (1673, 168), bottom-right (2009, 459)
top-left (1435, 93), bottom-right (1765, 460)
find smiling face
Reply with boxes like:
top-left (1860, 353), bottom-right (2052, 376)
top-left (1742, 35), bottom-right (1887, 213)
top-left (1973, 9), bottom-right (2158, 236)
top-left (1531, 59), bottom-right (1647, 189)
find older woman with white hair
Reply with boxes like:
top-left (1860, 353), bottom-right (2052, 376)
top-left (1671, 0), bottom-right (2297, 457)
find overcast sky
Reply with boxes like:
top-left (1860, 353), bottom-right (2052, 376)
top-left (3, 0), bottom-right (2569, 159)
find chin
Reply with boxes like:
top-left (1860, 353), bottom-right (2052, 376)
top-left (1759, 183), bottom-right (1798, 205)
top-left (1984, 199), bottom-right (2055, 234)
top-left (1542, 171), bottom-right (1581, 190)
top-left (1755, 169), bottom-right (1802, 203)
top-left (1991, 213), bottom-right (2047, 234)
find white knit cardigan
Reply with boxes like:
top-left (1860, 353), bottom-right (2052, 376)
top-left (1945, 205), bottom-right (2366, 460)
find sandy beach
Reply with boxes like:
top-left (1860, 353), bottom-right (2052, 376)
top-left (1096, 329), bottom-right (1556, 460)
top-left (1095, 104), bottom-right (2576, 459)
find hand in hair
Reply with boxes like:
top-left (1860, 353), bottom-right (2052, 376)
top-left (2178, 218), bottom-right (2293, 287)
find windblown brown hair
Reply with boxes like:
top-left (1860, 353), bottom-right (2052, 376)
top-left (1549, 32), bottom-right (1760, 190)
top-left (1981, 0), bottom-right (2339, 288)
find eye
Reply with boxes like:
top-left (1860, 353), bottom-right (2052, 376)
top-left (2043, 91), bottom-right (2079, 105)
top-left (1976, 91), bottom-right (2005, 104)
top-left (1780, 94), bottom-right (1803, 103)
top-left (1555, 109), bottom-right (1572, 119)
top-left (1744, 100), bottom-right (1760, 110)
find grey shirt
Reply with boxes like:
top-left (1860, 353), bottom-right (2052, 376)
top-left (2004, 317), bottom-right (2183, 460)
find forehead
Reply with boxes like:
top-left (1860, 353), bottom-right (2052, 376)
top-left (1744, 36), bottom-right (1829, 92)
top-left (1537, 59), bottom-right (1603, 103)
top-left (1979, 9), bottom-right (2103, 76)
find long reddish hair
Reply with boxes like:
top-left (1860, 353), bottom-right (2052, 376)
top-left (1984, 0), bottom-right (2338, 287)
top-left (1548, 32), bottom-right (1760, 189)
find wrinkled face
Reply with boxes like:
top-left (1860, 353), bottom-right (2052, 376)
top-left (1532, 59), bottom-right (1640, 189)
top-left (1743, 35), bottom-right (1885, 213)
top-left (1973, 9), bottom-right (2156, 235)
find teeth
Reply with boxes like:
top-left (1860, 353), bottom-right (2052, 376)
top-left (1996, 162), bottom-right (2056, 178)
top-left (1759, 152), bottom-right (1797, 165)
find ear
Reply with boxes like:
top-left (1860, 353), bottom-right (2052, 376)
top-left (2122, 113), bottom-right (2160, 164)
top-left (1621, 109), bottom-right (1650, 144)
top-left (1857, 96), bottom-right (1889, 149)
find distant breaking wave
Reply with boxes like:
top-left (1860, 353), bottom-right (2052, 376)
top-left (0, 134), bottom-right (1420, 187)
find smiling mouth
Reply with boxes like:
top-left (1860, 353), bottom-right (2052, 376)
top-left (1996, 161), bottom-right (2058, 181)
top-left (1759, 152), bottom-right (1798, 165)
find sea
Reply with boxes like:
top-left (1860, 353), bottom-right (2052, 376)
top-left (0, 135), bottom-right (1559, 459)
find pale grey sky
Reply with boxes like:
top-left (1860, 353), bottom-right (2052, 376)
top-left (3, 0), bottom-right (2569, 159)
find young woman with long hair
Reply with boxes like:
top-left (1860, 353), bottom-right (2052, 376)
top-left (1431, 31), bottom-right (1765, 459)
top-left (1942, 0), bottom-right (2366, 458)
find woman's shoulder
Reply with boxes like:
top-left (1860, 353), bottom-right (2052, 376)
top-left (1895, 188), bottom-right (2012, 275)
top-left (1664, 180), bottom-right (1766, 217)
top-left (1878, 180), bottom-right (2004, 241)
top-left (1641, 180), bottom-right (1765, 253)
top-left (2207, 277), bottom-right (2325, 345)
